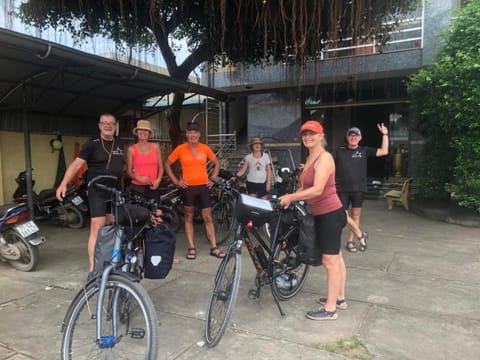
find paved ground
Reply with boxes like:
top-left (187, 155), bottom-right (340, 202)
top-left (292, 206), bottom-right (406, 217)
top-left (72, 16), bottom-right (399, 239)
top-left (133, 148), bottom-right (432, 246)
top-left (0, 199), bottom-right (479, 360)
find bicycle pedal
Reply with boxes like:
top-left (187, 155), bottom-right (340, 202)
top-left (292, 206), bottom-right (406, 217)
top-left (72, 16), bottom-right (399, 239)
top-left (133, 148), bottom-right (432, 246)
top-left (129, 327), bottom-right (146, 339)
top-left (248, 289), bottom-right (259, 299)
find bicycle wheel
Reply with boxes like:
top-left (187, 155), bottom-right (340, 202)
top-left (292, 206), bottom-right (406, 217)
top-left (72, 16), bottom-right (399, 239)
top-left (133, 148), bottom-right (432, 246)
top-left (210, 197), bottom-right (236, 245)
top-left (271, 226), bottom-right (310, 301)
top-left (61, 274), bottom-right (159, 359)
top-left (205, 245), bottom-right (241, 347)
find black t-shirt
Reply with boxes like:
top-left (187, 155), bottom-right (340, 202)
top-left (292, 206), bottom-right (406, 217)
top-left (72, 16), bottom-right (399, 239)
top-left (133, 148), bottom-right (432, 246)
top-left (78, 136), bottom-right (125, 185)
top-left (334, 145), bottom-right (377, 192)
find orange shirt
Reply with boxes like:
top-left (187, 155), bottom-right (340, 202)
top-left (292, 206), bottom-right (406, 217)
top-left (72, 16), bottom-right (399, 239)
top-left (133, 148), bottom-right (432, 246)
top-left (168, 143), bottom-right (216, 185)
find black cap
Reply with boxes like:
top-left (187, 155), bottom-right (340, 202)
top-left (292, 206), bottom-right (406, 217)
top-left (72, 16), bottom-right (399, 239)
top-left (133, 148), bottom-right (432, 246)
top-left (186, 122), bottom-right (200, 131)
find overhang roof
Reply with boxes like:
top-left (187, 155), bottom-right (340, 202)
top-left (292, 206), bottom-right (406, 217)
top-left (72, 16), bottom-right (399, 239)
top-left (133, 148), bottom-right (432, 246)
top-left (0, 28), bottom-right (227, 121)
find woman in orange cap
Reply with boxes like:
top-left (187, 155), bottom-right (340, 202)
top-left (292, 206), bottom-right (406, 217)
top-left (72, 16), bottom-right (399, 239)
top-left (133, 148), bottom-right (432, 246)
top-left (279, 120), bottom-right (347, 321)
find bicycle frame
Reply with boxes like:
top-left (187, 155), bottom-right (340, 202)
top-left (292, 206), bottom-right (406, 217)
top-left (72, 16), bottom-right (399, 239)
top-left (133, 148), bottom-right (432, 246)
top-left (229, 204), bottom-right (297, 315)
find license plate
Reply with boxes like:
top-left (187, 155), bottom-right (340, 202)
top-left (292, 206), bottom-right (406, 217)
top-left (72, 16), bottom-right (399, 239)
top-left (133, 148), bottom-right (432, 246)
top-left (15, 220), bottom-right (40, 238)
top-left (71, 195), bottom-right (84, 206)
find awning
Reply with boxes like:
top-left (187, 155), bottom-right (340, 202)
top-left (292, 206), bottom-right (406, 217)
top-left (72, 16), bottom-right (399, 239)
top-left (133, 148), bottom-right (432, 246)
top-left (0, 27), bottom-right (227, 122)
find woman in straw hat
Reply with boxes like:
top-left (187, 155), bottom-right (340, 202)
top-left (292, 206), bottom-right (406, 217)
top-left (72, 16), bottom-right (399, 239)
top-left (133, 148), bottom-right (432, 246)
top-left (233, 136), bottom-right (272, 199)
top-left (127, 119), bottom-right (164, 202)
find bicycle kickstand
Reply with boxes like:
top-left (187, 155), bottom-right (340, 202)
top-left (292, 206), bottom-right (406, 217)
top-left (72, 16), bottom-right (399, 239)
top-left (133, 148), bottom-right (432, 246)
top-left (273, 295), bottom-right (285, 316)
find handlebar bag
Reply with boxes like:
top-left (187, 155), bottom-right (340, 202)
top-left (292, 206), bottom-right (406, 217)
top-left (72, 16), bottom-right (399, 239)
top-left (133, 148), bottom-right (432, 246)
top-left (144, 223), bottom-right (176, 279)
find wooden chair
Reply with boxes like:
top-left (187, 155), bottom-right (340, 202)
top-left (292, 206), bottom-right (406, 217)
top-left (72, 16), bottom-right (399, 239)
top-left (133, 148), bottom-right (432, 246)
top-left (385, 178), bottom-right (413, 211)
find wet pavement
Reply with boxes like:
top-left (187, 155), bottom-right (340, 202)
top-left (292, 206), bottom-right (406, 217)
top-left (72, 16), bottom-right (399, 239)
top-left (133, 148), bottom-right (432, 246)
top-left (0, 199), bottom-right (479, 359)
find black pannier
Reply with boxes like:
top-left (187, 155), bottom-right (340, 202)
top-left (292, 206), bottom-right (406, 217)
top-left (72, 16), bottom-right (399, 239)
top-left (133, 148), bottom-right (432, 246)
top-left (143, 223), bottom-right (176, 279)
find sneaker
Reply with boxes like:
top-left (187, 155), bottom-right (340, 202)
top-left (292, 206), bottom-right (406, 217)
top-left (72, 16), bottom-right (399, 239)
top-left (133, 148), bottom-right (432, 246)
top-left (86, 271), bottom-right (95, 282)
top-left (305, 307), bottom-right (338, 321)
top-left (317, 297), bottom-right (348, 310)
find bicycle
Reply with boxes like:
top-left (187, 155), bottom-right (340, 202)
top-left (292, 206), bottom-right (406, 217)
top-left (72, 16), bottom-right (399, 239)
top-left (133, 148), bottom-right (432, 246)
top-left (204, 192), bottom-right (310, 348)
top-left (209, 177), bottom-right (242, 246)
top-left (60, 175), bottom-right (160, 359)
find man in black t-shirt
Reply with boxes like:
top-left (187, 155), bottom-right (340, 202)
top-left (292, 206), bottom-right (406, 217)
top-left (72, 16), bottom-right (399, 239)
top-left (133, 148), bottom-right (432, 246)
top-left (56, 113), bottom-right (125, 279)
top-left (334, 124), bottom-right (388, 252)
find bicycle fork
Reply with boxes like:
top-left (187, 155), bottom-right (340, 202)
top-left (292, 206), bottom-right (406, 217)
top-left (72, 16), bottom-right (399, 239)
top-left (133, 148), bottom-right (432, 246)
top-left (95, 228), bottom-right (125, 348)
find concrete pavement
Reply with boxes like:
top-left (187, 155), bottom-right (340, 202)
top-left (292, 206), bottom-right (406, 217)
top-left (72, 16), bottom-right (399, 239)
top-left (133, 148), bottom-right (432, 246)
top-left (0, 199), bottom-right (479, 359)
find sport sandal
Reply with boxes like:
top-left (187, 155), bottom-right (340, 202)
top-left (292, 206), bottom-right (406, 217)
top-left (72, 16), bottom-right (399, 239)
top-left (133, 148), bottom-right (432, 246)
top-left (346, 240), bottom-right (358, 253)
top-left (358, 232), bottom-right (368, 252)
top-left (186, 248), bottom-right (196, 260)
top-left (210, 247), bottom-right (226, 258)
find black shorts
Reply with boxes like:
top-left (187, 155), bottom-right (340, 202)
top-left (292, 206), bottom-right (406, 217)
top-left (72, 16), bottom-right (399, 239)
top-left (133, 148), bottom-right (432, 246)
top-left (87, 188), bottom-right (113, 218)
top-left (246, 181), bottom-right (268, 197)
top-left (182, 185), bottom-right (212, 209)
top-left (338, 191), bottom-right (364, 209)
top-left (313, 208), bottom-right (346, 255)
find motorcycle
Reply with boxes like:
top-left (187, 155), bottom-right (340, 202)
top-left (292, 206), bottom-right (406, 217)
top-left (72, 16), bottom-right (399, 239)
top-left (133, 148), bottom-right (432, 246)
top-left (13, 170), bottom-right (88, 229)
top-left (0, 202), bottom-right (45, 271)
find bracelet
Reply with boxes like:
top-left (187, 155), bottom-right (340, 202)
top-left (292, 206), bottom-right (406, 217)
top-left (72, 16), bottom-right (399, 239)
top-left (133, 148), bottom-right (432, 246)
top-left (383, 133), bottom-right (388, 136)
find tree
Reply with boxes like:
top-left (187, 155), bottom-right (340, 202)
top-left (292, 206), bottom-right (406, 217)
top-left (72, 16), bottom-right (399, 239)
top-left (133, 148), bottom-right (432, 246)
top-left (18, 0), bottom-right (418, 145)
top-left (407, 0), bottom-right (480, 211)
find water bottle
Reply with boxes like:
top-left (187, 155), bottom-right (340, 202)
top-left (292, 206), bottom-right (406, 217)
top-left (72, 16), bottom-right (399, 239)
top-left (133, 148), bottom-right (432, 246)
top-left (254, 244), bottom-right (268, 269)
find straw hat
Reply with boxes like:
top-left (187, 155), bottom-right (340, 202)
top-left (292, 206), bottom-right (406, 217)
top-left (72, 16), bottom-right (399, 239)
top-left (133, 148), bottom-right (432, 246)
top-left (133, 120), bottom-right (153, 135)
top-left (249, 136), bottom-right (264, 149)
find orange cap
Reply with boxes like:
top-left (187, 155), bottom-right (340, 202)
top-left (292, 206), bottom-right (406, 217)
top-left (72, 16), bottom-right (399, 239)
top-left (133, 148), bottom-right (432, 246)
top-left (299, 120), bottom-right (324, 134)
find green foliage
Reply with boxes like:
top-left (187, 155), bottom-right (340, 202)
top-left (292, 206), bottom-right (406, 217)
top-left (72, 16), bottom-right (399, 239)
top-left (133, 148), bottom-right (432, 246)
top-left (407, 0), bottom-right (480, 211)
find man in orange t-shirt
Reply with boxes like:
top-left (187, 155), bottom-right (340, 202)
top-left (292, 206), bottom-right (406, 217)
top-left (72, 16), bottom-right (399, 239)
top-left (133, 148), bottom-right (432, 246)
top-left (164, 122), bottom-right (225, 260)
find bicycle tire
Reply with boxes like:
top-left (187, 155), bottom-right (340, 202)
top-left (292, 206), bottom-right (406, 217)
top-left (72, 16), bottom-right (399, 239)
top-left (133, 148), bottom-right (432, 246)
top-left (210, 197), bottom-right (236, 245)
top-left (204, 246), bottom-right (241, 347)
top-left (61, 274), bottom-right (159, 359)
top-left (271, 226), bottom-right (310, 301)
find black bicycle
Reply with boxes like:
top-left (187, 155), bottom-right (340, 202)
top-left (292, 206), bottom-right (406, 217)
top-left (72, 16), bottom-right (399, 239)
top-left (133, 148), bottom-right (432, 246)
top-left (209, 177), bottom-right (241, 246)
top-left (204, 192), bottom-right (309, 347)
top-left (60, 175), bottom-right (160, 359)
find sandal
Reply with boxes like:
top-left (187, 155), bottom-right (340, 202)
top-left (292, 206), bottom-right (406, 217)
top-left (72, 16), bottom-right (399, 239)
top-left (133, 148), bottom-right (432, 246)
top-left (209, 247), bottom-right (226, 259)
top-left (358, 232), bottom-right (368, 252)
top-left (186, 248), bottom-right (196, 260)
top-left (346, 241), bottom-right (358, 253)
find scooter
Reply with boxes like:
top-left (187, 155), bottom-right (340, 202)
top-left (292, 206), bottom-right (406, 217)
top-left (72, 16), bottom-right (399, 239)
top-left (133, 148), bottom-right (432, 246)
top-left (0, 202), bottom-right (45, 271)
top-left (13, 170), bottom-right (87, 229)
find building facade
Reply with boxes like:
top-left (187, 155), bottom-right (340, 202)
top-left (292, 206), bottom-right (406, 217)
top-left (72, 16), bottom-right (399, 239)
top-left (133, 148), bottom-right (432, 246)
top-left (203, 0), bottom-right (459, 182)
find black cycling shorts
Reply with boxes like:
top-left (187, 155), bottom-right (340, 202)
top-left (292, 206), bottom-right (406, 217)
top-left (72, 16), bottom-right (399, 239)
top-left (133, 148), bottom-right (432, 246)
top-left (338, 191), bottom-right (364, 209)
top-left (313, 208), bottom-right (347, 255)
top-left (246, 181), bottom-right (268, 198)
top-left (87, 188), bottom-right (113, 218)
top-left (182, 185), bottom-right (212, 209)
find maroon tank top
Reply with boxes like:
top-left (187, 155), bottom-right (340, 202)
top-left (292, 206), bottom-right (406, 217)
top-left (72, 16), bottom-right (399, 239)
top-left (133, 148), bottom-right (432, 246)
top-left (302, 165), bottom-right (342, 215)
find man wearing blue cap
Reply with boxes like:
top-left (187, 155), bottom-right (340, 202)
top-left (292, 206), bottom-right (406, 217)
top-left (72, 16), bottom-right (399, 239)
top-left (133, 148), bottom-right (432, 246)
top-left (334, 124), bottom-right (389, 252)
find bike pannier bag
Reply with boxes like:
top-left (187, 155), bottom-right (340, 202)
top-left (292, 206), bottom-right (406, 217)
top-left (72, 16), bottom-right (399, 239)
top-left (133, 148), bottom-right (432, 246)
top-left (235, 194), bottom-right (273, 226)
top-left (144, 223), bottom-right (176, 279)
top-left (297, 214), bottom-right (322, 266)
top-left (93, 225), bottom-right (123, 275)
